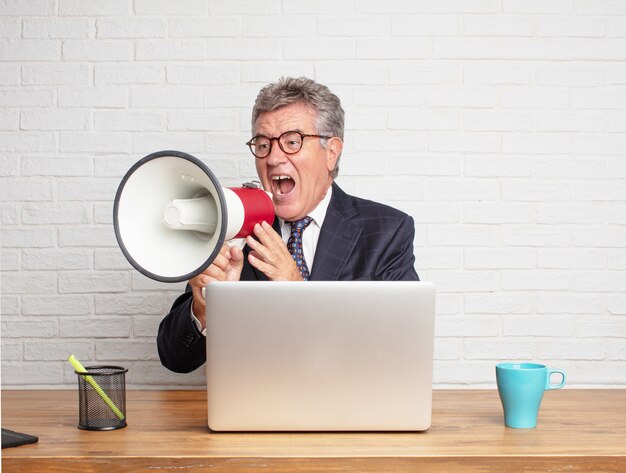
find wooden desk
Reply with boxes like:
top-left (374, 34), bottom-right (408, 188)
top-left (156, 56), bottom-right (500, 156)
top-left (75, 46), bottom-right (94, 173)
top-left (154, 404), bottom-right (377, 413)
top-left (2, 389), bottom-right (625, 472)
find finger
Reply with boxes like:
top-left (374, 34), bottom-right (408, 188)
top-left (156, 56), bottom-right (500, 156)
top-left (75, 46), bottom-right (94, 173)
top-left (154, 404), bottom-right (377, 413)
top-left (245, 232), bottom-right (273, 262)
top-left (248, 252), bottom-right (274, 278)
top-left (229, 245), bottom-right (244, 264)
top-left (211, 251), bottom-right (231, 271)
top-left (189, 273), bottom-right (210, 289)
top-left (191, 263), bottom-right (227, 286)
top-left (253, 222), bottom-right (285, 254)
top-left (219, 244), bottom-right (232, 259)
top-left (254, 221), bottom-right (285, 250)
top-left (250, 223), bottom-right (292, 265)
top-left (249, 250), bottom-right (302, 281)
top-left (262, 221), bottom-right (293, 258)
top-left (204, 264), bottom-right (227, 281)
top-left (260, 220), bottom-right (283, 242)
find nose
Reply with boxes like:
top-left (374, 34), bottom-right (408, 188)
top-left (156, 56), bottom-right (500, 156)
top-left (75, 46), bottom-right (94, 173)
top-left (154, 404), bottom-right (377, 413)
top-left (265, 138), bottom-right (288, 166)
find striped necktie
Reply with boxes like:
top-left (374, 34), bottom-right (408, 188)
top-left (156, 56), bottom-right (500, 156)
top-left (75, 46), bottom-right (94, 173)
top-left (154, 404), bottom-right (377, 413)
top-left (287, 217), bottom-right (313, 281)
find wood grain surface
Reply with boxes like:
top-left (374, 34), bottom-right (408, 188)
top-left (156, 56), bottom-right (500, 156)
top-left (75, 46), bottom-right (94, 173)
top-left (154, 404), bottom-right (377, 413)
top-left (2, 389), bottom-right (625, 472)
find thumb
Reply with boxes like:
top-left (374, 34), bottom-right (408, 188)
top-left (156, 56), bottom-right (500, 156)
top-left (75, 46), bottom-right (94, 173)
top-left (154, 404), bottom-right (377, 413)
top-left (224, 246), bottom-right (244, 282)
top-left (229, 246), bottom-right (244, 265)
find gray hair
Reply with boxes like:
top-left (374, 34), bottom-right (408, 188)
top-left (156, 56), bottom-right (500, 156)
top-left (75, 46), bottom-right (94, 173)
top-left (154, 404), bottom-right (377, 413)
top-left (251, 77), bottom-right (344, 178)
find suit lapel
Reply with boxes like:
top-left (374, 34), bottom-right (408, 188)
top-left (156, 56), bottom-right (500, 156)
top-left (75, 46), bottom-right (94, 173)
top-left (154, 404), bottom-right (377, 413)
top-left (310, 183), bottom-right (361, 281)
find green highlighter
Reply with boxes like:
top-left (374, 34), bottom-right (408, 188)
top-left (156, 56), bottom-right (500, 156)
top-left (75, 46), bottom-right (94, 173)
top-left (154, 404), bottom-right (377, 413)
top-left (68, 355), bottom-right (125, 421)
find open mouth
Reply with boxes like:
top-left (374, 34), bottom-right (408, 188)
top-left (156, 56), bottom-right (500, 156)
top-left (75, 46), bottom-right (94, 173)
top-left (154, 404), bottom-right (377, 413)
top-left (271, 175), bottom-right (296, 196)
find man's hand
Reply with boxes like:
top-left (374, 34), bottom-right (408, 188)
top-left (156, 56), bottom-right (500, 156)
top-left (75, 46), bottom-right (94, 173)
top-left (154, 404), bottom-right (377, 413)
top-left (190, 243), bottom-right (244, 330)
top-left (246, 221), bottom-right (302, 281)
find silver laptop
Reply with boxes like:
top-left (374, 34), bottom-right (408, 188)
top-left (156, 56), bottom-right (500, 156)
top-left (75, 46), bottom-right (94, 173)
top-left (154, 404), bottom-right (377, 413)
top-left (205, 281), bottom-right (435, 432)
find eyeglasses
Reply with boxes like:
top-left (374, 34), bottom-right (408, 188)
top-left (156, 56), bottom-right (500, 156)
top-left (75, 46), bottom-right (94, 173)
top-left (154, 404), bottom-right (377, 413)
top-left (246, 130), bottom-right (332, 159)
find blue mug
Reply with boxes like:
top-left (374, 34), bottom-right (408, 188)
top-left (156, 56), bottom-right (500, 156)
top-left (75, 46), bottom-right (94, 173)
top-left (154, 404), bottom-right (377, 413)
top-left (496, 362), bottom-right (566, 429)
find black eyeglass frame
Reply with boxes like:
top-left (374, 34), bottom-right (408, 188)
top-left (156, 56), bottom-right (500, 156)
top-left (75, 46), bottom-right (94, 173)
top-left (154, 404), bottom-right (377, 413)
top-left (245, 130), bottom-right (333, 159)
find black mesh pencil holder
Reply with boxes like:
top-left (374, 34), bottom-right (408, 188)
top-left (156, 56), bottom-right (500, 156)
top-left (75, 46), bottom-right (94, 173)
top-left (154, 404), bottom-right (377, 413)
top-left (74, 365), bottom-right (128, 431)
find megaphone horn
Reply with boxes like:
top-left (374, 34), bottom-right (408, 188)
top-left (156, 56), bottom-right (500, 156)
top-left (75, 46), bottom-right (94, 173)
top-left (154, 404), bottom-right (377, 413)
top-left (113, 150), bottom-right (274, 283)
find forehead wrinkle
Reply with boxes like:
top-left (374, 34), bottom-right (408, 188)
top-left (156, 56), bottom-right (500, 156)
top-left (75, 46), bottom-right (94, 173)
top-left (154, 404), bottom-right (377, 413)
top-left (254, 128), bottom-right (305, 139)
top-left (254, 103), bottom-right (317, 136)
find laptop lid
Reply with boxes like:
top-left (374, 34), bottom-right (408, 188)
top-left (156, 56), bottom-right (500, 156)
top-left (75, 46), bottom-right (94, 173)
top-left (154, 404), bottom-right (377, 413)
top-left (205, 281), bottom-right (435, 432)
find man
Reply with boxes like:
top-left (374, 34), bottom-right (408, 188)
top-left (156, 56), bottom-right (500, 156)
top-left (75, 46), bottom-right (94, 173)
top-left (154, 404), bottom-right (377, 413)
top-left (157, 77), bottom-right (419, 373)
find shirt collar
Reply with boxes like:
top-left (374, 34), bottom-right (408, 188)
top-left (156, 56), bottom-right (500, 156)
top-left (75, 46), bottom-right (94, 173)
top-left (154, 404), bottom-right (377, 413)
top-left (279, 185), bottom-right (333, 232)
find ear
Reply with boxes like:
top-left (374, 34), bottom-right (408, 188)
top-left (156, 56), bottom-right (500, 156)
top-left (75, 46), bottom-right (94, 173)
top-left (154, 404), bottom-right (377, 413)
top-left (325, 137), bottom-right (343, 173)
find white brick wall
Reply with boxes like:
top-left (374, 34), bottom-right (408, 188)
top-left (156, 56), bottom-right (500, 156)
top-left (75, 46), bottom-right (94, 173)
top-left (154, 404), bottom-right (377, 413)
top-left (1, 0), bottom-right (625, 389)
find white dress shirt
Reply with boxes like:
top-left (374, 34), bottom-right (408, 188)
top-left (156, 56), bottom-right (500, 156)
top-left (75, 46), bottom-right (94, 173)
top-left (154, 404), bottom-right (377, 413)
top-left (277, 185), bottom-right (332, 273)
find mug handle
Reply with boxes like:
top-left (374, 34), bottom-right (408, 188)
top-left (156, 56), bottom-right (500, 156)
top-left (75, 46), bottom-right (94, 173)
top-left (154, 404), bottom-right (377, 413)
top-left (546, 369), bottom-right (566, 390)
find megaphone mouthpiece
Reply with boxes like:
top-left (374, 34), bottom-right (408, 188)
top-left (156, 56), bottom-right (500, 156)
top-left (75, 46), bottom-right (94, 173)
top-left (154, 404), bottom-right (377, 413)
top-left (163, 196), bottom-right (218, 234)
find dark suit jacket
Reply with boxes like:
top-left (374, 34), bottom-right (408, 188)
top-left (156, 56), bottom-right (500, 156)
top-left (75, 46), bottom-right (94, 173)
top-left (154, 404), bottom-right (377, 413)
top-left (157, 183), bottom-right (419, 373)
